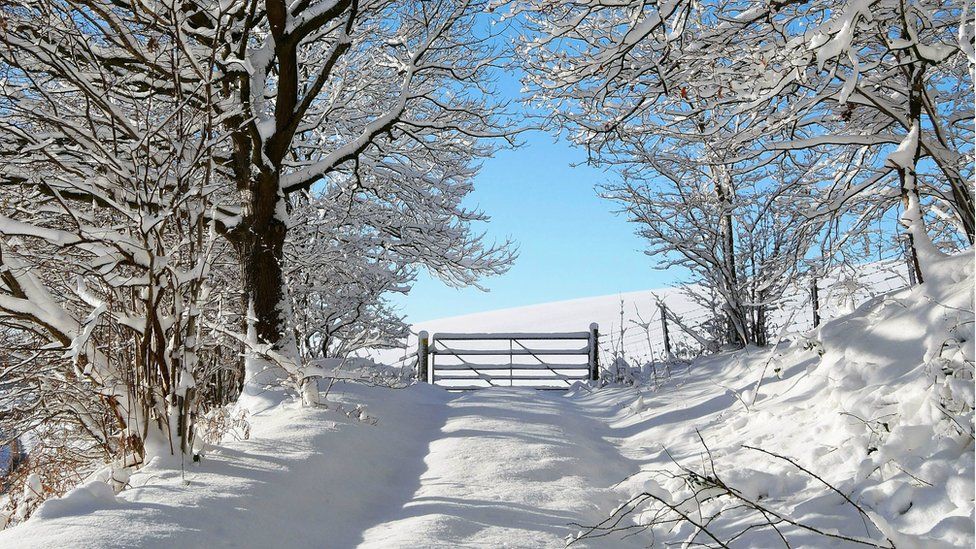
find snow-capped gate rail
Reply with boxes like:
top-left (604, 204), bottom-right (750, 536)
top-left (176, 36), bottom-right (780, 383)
top-left (415, 324), bottom-right (600, 390)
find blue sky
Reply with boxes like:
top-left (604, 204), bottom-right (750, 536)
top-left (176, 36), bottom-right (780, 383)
top-left (390, 130), bottom-right (688, 323)
top-left (388, 24), bottom-right (692, 323)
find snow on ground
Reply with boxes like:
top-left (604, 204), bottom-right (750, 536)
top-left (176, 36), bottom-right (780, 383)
top-left (0, 383), bottom-right (646, 548)
top-left (587, 251), bottom-right (974, 547)
top-left (0, 254), bottom-right (969, 547)
top-left (355, 389), bottom-right (638, 548)
top-left (0, 384), bottom-right (452, 548)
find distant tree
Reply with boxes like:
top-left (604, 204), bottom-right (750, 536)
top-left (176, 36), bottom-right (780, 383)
top-left (288, 182), bottom-right (514, 362)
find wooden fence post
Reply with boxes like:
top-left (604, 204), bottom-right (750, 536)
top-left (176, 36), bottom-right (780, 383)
top-left (417, 331), bottom-right (429, 383)
top-left (659, 302), bottom-right (672, 358)
top-left (810, 278), bottom-right (821, 328)
top-left (588, 323), bottom-right (600, 381)
top-left (903, 240), bottom-right (918, 287)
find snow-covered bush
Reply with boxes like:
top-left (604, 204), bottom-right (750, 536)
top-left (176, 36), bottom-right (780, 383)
top-left (0, 1), bottom-right (243, 517)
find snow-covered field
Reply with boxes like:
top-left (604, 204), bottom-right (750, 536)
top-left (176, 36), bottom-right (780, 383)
top-left (377, 260), bottom-right (912, 370)
top-left (0, 253), bottom-right (970, 548)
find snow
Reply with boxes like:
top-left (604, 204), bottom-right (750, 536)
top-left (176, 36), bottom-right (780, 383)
top-left (810, 0), bottom-right (874, 70)
top-left (32, 480), bottom-right (118, 521)
top-left (0, 385), bottom-right (450, 548)
top-left (887, 123), bottom-right (920, 171)
top-left (0, 383), bottom-right (641, 548)
top-left (355, 388), bottom-right (636, 548)
top-left (0, 254), bottom-right (970, 547)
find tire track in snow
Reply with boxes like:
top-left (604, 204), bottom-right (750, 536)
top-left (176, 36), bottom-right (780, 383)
top-left (357, 387), bottom-right (643, 548)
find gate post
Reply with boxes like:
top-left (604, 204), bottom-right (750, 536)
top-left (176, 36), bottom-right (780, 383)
top-left (588, 323), bottom-right (600, 381)
top-left (659, 302), bottom-right (672, 358)
top-left (417, 331), bottom-right (429, 383)
top-left (810, 278), bottom-right (821, 328)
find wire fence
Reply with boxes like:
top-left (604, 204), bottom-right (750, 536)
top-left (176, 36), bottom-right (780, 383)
top-left (600, 257), bottom-right (913, 369)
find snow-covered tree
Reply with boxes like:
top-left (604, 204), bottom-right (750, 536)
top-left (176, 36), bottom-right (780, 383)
top-left (197, 0), bottom-right (519, 402)
top-left (0, 1), bottom-right (518, 513)
top-left (288, 171), bottom-right (515, 362)
top-left (519, 0), bottom-right (973, 333)
top-left (2, 0), bottom-right (518, 407)
top-left (598, 143), bottom-right (820, 346)
top-left (288, 197), bottom-right (413, 361)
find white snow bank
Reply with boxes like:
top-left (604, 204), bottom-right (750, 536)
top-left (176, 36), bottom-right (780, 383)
top-left (585, 249), bottom-right (974, 547)
top-left (0, 383), bottom-right (455, 548)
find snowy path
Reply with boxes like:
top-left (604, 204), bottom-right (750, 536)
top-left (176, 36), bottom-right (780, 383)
top-left (0, 384), bottom-right (643, 548)
top-left (357, 388), bottom-right (638, 548)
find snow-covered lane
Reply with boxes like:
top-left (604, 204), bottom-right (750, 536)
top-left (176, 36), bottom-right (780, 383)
top-left (7, 251), bottom-right (971, 549)
top-left (357, 388), bottom-right (640, 548)
top-left (0, 384), bottom-right (643, 548)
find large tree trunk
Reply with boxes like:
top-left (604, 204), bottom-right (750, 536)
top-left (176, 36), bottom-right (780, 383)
top-left (221, 0), bottom-right (355, 407)
top-left (241, 175), bottom-right (289, 355)
top-left (230, 172), bottom-right (311, 407)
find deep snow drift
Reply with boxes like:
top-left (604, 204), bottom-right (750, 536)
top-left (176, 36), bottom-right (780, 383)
top-left (586, 251), bottom-right (974, 547)
top-left (0, 254), bottom-right (970, 547)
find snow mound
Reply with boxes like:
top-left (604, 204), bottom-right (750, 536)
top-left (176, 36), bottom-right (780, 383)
top-left (32, 480), bottom-right (118, 520)
top-left (594, 250), bottom-right (974, 547)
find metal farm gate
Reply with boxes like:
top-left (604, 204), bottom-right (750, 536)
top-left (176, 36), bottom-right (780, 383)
top-left (414, 324), bottom-right (600, 390)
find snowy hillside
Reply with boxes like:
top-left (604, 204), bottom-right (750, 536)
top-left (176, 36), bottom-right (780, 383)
top-left (583, 251), bottom-right (975, 547)
top-left (0, 253), bottom-right (969, 548)
top-left (376, 260), bottom-right (912, 367)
